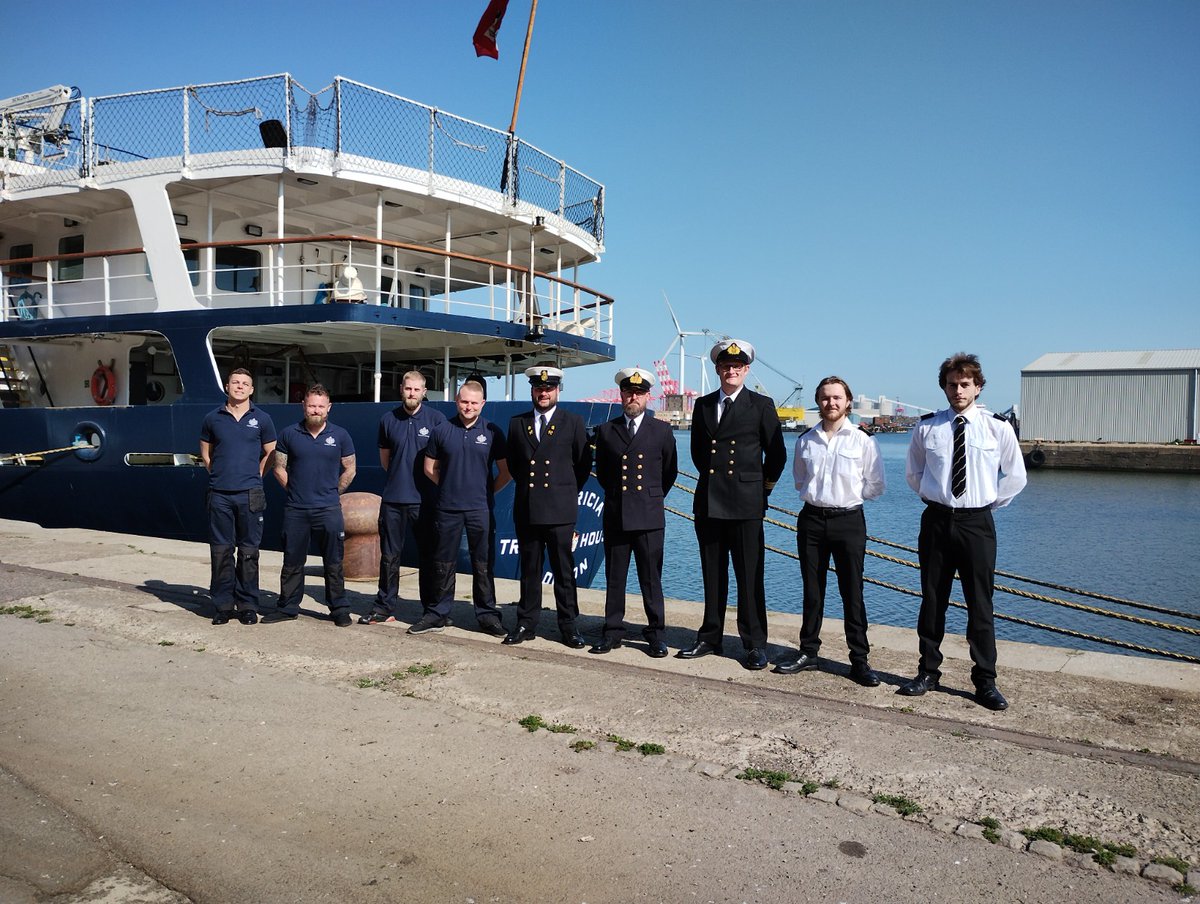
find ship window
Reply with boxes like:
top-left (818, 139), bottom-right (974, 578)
top-left (214, 246), bottom-right (261, 293)
top-left (380, 276), bottom-right (396, 306)
top-left (407, 284), bottom-right (427, 311)
top-left (57, 235), bottom-right (84, 281)
top-left (7, 243), bottom-right (33, 278)
top-left (182, 240), bottom-right (200, 286)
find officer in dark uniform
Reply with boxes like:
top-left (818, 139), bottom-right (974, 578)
top-left (264, 384), bottom-right (357, 626)
top-left (503, 366), bottom-right (593, 648)
top-left (422, 380), bottom-right (511, 636)
top-left (360, 370), bottom-right (447, 627)
top-left (199, 367), bottom-right (277, 625)
top-left (589, 367), bottom-right (678, 657)
top-left (678, 339), bottom-right (787, 670)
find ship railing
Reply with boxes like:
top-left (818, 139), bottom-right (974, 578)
top-left (0, 237), bottom-right (614, 345)
top-left (1, 75), bottom-right (604, 246)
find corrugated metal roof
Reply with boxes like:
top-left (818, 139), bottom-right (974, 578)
top-left (1022, 349), bottom-right (1200, 372)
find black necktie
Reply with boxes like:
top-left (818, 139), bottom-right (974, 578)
top-left (537, 414), bottom-right (547, 441)
top-left (952, 415), bottom-right (967, 498)
top-left (720, 397), bottom-right (731, 422)
top-left (628, 418), bottom-right (637, 438)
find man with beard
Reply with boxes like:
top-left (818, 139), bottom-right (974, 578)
top-left (502, 366), bottom-right (592, 648)
top-left (199, 368), bottom-right (277, 626)
top-left (678, 339), bottom-right (787, 670)
top-left (774, 376), bottom-right (885, 685)
top-left (359, 370), bottom-right (448, 628)
top-left (264, 384), bottom-right (357, 626)
top-left (422, 381), bottom-right (511, 636)
top-left (899, 353), bottom-right (1027, 711)
top-left (589, 367), bottom-right (678, 657)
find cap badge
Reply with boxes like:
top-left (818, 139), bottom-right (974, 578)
top-left (727, 342), bottom-right (741, 356)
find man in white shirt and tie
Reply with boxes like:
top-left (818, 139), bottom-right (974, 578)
top-left (900, 353), bottom-right (1027, 710)
top-left (775, 376), bottom-right (885, 685)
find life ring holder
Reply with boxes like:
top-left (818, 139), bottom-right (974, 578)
top-left (91, 359), bottom-right (117, 406)
top-left (72, 421), bottom-right (106, 462)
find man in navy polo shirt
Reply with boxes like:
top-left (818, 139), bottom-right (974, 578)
top-left (199, 368), bottom-right (277, 626)
top-left (421, 381), bottom-right (511, 635)
top-left (359, 370), bottom-right (447, 627)
top-left (264, 384), bottom-right (357, 626)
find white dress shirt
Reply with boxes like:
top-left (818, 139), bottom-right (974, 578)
top-left (717, 388), bottom-right (743, 422)
top-left (793, 420), bottom-right (886, 508)
top-left (535, 405), bottom-right (557, 440)
top-left (626, 411), bottom-right (645, 434)
top-left (906, 405), bottom-right (1027, 508)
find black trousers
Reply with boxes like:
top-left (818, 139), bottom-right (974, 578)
top-left (514, 522), bottom-right (579, 633)
top-left (278, 504), bottom-right (346, 615)
top-left (797, 505), bottom-right (870, 664)
top-left (916, 504), bottom-right (998, 687)
top-left (432, 508), bottom-right (500, 622)
top-left (208, 488), bottom-right (265, 613)
top-left (373, 502), bottom-right (437, 617)
top-left (694, 517), bottom-right (768, 650)
top-left (602, 525), bottom-right (666, 643)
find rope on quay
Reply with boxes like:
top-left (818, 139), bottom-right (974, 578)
top-left (0, 443), bottom-right (87, 465)
top-left (673, 469), bottom-right (1198, 624)
top-left (664, 503), bottom-right (1200, 665)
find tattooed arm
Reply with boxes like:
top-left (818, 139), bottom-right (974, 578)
top-left (338, 454), bottom-right (357, 494)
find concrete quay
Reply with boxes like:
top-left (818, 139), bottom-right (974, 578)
top-left (0, 517), bottom-right (1197, 903)
top-left (1021, 440), bottom-right (1200, 473)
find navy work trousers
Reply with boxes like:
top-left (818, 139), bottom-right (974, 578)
top-left (432, 508), bottom-right (501, 622)
top-left (374, 502), bottom-right (438, 616)
top-left (208, 488), bottom-right (265, 613)
top-left (278, 504), bottom-right (347, 615)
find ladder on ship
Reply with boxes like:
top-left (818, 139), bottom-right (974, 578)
top-left (0, 345), bottom-right (33, 408)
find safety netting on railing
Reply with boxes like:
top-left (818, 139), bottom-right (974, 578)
top-left (10, 75), bottom-right (605, 245)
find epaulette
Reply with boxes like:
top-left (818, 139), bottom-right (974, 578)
top-left (920, 412), bottom-right (935, 421)
top-left (857, 424), bottom-right (872, 434)
top-left (992, 412), bottom-right (1007, 421)
top-left (798, 425), bottom-right (813, 436)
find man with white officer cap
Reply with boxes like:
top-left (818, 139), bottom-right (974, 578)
top-left (590, 366), bottom-right (678, 657)
top-left (503, 365), bottom-right (593, 648)
top-left (678, 339), bottom-right (787, 670)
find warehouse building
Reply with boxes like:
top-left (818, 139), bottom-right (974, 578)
top-left (1020, 350), bottom-right (1200, 443)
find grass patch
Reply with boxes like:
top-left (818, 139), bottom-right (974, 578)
top-left (736, 767), bottom-right (794, 791)
top-left (1, 604), bottom-right (52, 620)
top-left (547, 723), bottom-right (577, 734)
top-left (823, 778), bottom-right (840, 789)
top-left (157, 640), bottom-right (175, 646)
top-left (1063, 833), bottom-right (1102, 854)
top-left (355, 677), bottom-right (383, 689)
top-left (979, 816), bottom-right (1001, 830)
top-left (1102, 841), bottom-right (1137, 858)
top-left (193, 647), bottom-right (206, 653)
top-left (637, 742), bottom-right (665, 756)
top-left (1176, 883), bottom-right (1196, 896)
top-left (800, 780), bottom-right (819, 796)
top-left (403, 663), bottom-right (440, 677)
top-left (983, 827), bottom-right (1000, 844)
top-left (1152, 855), bottom-right (1191, 875)
top-left (519, 715), bottom-right (547, 732)
top-left (872, 794), bottom-right (922, 817)
top-left (569, 739), bottom-right (595, 752)
top-left (606, 734), bottom-right (636, 752)
top-left (1021, 826), bottom-right (1064, 845)
top-left (1093, 849), bottom-right (1116, 869)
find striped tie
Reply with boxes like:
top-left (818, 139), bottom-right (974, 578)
top-left (952, 415), bottom-right (967, 498)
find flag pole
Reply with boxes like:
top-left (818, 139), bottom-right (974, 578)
top-left (507, 0), bottom-right (538, 134)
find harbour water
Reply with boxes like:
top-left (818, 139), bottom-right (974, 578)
top-left (597, 432), bottom-right (1200, 661)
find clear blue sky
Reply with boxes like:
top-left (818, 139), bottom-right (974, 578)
top-left (6, 1), bottom-right (1197, 411)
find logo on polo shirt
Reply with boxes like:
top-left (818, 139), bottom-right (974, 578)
top-left (475, 434), bottom-right (488, 445)
top-left (418, 427), bottom-right (430, 436)
top-left (248, 417), bottom-right (259, 428)
top-left (324, 436), bottom-right (336, 446)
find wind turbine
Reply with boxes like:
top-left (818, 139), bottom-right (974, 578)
top-left (662, 291), bottom-right (707, 413)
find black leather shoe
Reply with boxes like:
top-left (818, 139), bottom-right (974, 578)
top-left (211, 612), bottom-right (231, 625)
top-left (561, 632), bottom-right (586, 649)
top-left (646, 641), bottom-right (669, 659)
top-left (743, 648), bottom-right (769, 671)
top-left (260, 610), bottom-right (298, 624)
top-left (849, 663), bottom-right (881, 687)
top-left (773, 652), bottom-right (819, 674)
top-left (975, 685), bottom-right (1009, 711)
top-left (675, 640), bottom-right (722, 659)
top-left (502, 626), bottom-right (536, 645)
top-left (332, 611), bottom-right (353, 628)
top-left (897, 672), bottom-right (939, 696)
top-left (237, 610), bottom-right (258, 626)
top-left (589, 638), bottom-right (622, 654)
top-left (478, 617), bottom-right (508, 637)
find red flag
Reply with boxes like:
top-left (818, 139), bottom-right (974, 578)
top-left (473, 0), bottom-right (510, 59)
